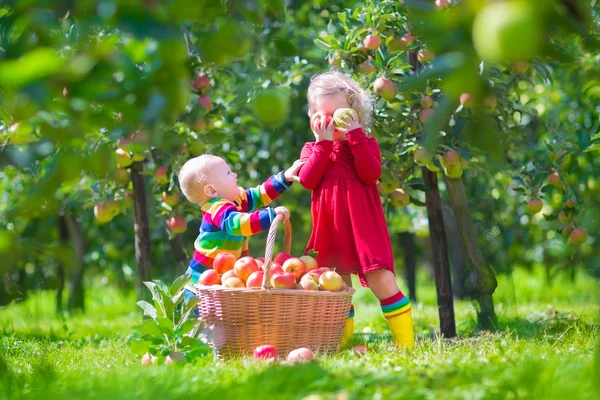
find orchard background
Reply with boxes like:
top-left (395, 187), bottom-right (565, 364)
top-left (0, 1), bottom-right (599, 399)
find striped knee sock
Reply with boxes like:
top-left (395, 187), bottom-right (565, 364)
top-left (341, 305), bottom-right (355, 347)
top-left (381, 291), bottom-right (414, 348)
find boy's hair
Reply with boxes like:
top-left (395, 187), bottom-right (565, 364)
top-left (178, 154), bottom-right (221, 205)
top-left (307, 70), bottom-right (374, 128)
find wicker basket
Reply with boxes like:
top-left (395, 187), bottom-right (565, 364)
top-left (195, 215), bottom-right (354, 359)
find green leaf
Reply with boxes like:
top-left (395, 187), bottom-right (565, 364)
top-left (176, 318), bottom-right (198, 336)
top-left (185, 320), bottom-right (206, 339)
top-left (591, 132), bottom-right (600, 141)
top-left (409, 196), bottom-right (426, 207)
top-left (144, 282), bottom-right (166, 318)
top-left (133, 319), bottom-right (163, 338)
top-left (338, 11), bottom-right (347, 24)
top-left (137, 301), bottom-right (158, 320)
top-left (512, 176), bottom-right (525, 186)
top-left (170, 274), bottom-right (191, 296)
top-left (157, 317), bottom-right (175, 335)
top-left (129, 338), bottom-right (151, 355)
top-left (0, 48), bottom-right (65, 87)
top-left (171, 289), bottom-right (187, 308)
top-left (313, 39), bottom-right (331, 51)
top-left (584, 142), bottom-right (600, 153)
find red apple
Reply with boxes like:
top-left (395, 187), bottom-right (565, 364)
top-left (234, 256), bottom-right (259, 282)
top-left (253, 345), bottom-right (277, 360)
top-left (389, 188), bottom-right (410, 208)
top-left (569, 227), bottom-right (588, 244)
top-left (317, 267), bottom-right (331, 273)
top-left (162, 191), bottom-right (180, 206)
top-left (299, 255), bottom-right (318, 272)
top-left (255, 259), bottom-right (264, 270)
top-left (246, 270), bottom-right (265, 288)
top-left (565, 199), bottom-right (576, 208)
top-left (272, 272), bottom-right (296, 289)
top-left (282, 258), bottom-right (307, 281)
top-left (527, 198), bottom-right (543, 214)
top-left (198, 96), bottom-right (212, 112)
top-left (435, 0), bottom-right (450, 8)
top-left (115, 148), bottom-right (133, 168)
top-left (213, 253), bottom-right (236, 274)
top-left (420, 96), bottom-right (434, 109)
top-left (223, 277), bottom-right (245, 288)
top-left (221, 270), bottom-right (238, 281)
top-left (155, 166), bottom-right (169, 184)
top-left (168, 216), bottom-right (187, 234)
top-left (256, 257), bottom-right (265, 263)
top-left (460, 93), bottom-right (474, 108)
top-left (193, 75), bottom-right (210, 93)
top-left (266, 264), bottom-right (284, 278)
top-left (198, 269), bottom-right (221, 286)
top-left (363, 34), bottom-right (382, 50)
top-left (302, 270), bottom-right (323, 282)
top-left (319, 271), bottom-right (343, 291)
top-left (352, 345), bottom-right (368, 356)
top-left (287, 347), bottom-right (314, 362)
top-left (548, 172), bottom-right (561, 187)
top-left (419, 108), bottom-right (434, 122)
top-left (273, 252), bottom-right (292, 266)
top-left (442, 151), bottom-right (461, 168)
top-left (373, 77), bottom-right (397, 100)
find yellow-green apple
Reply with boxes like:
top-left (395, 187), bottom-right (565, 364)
top-left (253, 345), bottom-right (277, 360)
top-left (548, 172), bottom-right (561, 187)
top-left (558, 211), bottom-right (571, 223)
top-left (199, 269), bottom-right (221, 286)
top-left (282, 258), bottom-right (306, 281)
top-left (189, 141), bottom-right (205, 156)
top-left (273, 252), bottom-right (291, 266)
top-left (319, 271), bottom-right (343, 291)
top-left (287, 347), bottom-right (314, 362)
top-left (162, 191), bottom-right (180, 206)
top-left (527, 198), bottom-right (543, 214)
top-left (373, 77), bottom-right (397, 100)
top-left (389, 188), bottom-right (410, 208)
top-left (417, 48), bottom-right (435, 63)
top-left (569, 227), bottom-right (588, 244)
top-left (164, 351), bottom-right (185, 364)
top-left (442, 151), bottom-right (460, 168)
top-left (299, 276), bottom-right (319, 291)
top-left (562, 224), bottom-right (573, 239)
top-left (155, 166), bottom-right (169, 184)
top-left (115, 148), bottom-right (133, 168)
top-left (213, 252), bottom-right (236, 274)
top-left (299, 255), bottom-right (318, 272)
top-left (333, 108), bottom-right (356, 127)
top-left (221, 270), bottom-right (238, 281)
top-left (484, 96), bottom-right (497, 112)
top-left (234, 256), bottom-right (259, 282)
top-left (414, 146), bottom-right (433, 167)
top-left (168, 216), bottom-right (187, 234)
top-left (246, 270), bottom-right (265, 288)
top-left (223, 277), bottom-right (245, 288)
top-left (387, 36), bottom-right (407, 52)
top-left (114, 169), bottom-right (129, 186)
top-left (94, 203), bottom-right (114, 224)
top-left (272, 272), bottom-right (296, 289)
top-left (363, 34), bottom-right (382, 50)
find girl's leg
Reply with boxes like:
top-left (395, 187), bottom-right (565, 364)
top-left (341, 274), bottom-right (355, 347)
top-left (365, 269), bottom-right (414, 348)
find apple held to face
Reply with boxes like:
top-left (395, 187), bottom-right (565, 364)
top-left (254, 345), bottom-right (277, 360)
top-left (213, 252), bottom-right (236, 274)
top-left (198, 269), bottom-right (221, 286)
top-left (282, 258), bottom-right (306, 281)
top-left (223, 277), bottom-right (245, 288)
top-left (332, 108), bottom-right (356, 128)
top-left (299, 255), bottom-right (318, 272)
top-left (246, 270), bottom-right (264, 288)
top-left (271, 272), bottom-right (296, 289)
top-left (287, 347), bottom-right (314, 362)
top-left (319, 271), bottom-right (343, 291)
top-left (234, 257), bottom-right (259, 282)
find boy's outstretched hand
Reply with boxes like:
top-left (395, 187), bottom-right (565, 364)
top-left (274, 206), bottom-right (290, 221)
top-left (311, 111), bottom-right (335, 142)
top-left (284, 160), bottom-right (304, 183)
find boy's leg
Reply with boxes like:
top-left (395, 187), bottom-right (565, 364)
top-left (365, 269), bottom-right (414, 348)
top-left (341, 274), bottom-right (354, 347)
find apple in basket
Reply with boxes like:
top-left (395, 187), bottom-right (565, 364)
top-left (223, 277), bottom-right (245, 288)
top-left (299, 255), bottom-right (318, 272)
top-left (273, 252), bottom-right (292, 266)
top-left (246, 270), bottom-right (265, 288)
top-left (255, 259), bottom-right (264, 270)
top-left (319, 271), bottom-right (343, 291)
top-left (298, 276), bottom-right (319, 291)
top-left (221, 270), bottom-right (238, 281)
top-left (198, 269), bottom-right (221, 286)
top-left (302, 270), bottom-right (323, 282)
top-left (287, 347), bottom-right (314, 362)
top-left (263, 262), bottom-right (283, 275)
top-left (253, 345), bottom-right (278, 360)
top-left (271, 272), bottom-right (296, 289)
top-left (256, 257), bottom-right (265, 263)
top-left (282, 258), bottom-right (306, 281)
top-left (234, 256), bottom-right (259, 282)
top-left (213, 252), bottom-right (236, 274)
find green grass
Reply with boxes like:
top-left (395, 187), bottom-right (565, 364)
top-left (1, 268), bottom-right (598, 400)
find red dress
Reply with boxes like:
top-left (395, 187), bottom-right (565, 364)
top-left (298, 127), bottom-right (395, 286)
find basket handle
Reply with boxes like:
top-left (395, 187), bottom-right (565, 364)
top-left (261, 214), bottom-right (292, 289)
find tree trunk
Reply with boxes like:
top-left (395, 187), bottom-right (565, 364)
top-left (65, 213), bottom-right (85, 312)
top-left (56, 215), bottom-right (68, 313)
top-left (169, 229), bottom-right (188, 280)
top-left (444, 177), bottom-right (498, 330)
top-left (422, 168), bottom-right (457, 338)
top-left (131, 162), bottom-right (152, 302)
top-left (442, 203), bottom-right (468, 299)
top-left (400, 232), bottom-right (417, 302)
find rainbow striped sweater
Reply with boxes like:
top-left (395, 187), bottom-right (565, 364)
top-left (184, 172), bottom-right (291, 292)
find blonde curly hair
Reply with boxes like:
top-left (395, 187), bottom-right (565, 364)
top-left (307, 70), bottom-right (374, 128)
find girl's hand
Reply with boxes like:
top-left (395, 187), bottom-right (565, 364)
top-left (335, 109), bottom-right (361, 134)
top-left (310, 111), bottom-right (335, 142)
top-left (283, 160), bottom-right (305, 183)
top-left (274, 206), bottom-right (290, 221)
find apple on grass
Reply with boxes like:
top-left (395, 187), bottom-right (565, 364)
top-left (282, 258), bottom-right (307, 281)
top-left (198, 269), bottom-right (221, 286)
top-left (234, 256), bottom-right (259, 282)
top-left (271, 272), bottom-right (296, 289)
top-left (165, 351), bottom-right (185, 365)
top-left (254, 345), bottom-right (277, 360)
top-left (141, 353), bottom-right (156, 366)
top-left (287, 348), bottom-right (314, 362)
top-left (213, 252), bottom-right (236, 274)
